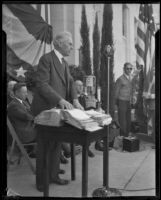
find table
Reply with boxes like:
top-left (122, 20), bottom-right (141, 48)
top-left (36, 123), bottom-right (109, 197)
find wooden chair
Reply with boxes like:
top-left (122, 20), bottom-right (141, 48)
top-left (7, 116), bottom-right (36, 174)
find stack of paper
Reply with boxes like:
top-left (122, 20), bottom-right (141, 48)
top-left (61, 109), bottom-right (102, 132)
top-left (85, 109), bottom-right (112, 126)
top-left (34, 108), bottom-right (64, 127)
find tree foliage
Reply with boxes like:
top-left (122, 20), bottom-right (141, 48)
top-left (80, 5), bottom-right (92, 75)
top-left (69, 65), bottom-right (86, 81)
top-left (100, 4), bottom-right (115, 116)
top-left (93, 12), bottom-right (100, 95)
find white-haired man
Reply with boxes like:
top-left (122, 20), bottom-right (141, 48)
top-left (7, 80), bottom-right (17, 104)
top-left (31, 31), bottom-right (83, 191)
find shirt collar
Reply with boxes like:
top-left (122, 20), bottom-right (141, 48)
top-left (124, 73), bottom-right (131, 81)
top-left (54, 48), bottom-right (63, 64)
top-left (15, 97), bottom-right (23, 104)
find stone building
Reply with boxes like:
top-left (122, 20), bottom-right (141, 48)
top-left (33, 3), bottom-right (160, 80)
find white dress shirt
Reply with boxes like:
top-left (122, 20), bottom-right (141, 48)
top-left (15, 97), bottom-right (23, 104)
top-left (54, 48), bottom-right (64, 64)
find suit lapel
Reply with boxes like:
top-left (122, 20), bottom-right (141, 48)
top-left (51, 51), bottom-right (66, 85)
top-left (13, 98), bottom-right (25, 110)
top-left (13, 98), bottom-right (30, 112)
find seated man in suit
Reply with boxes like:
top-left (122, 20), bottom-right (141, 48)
top-left (75, 80), bottom-right (95, 157)
top-left (7, 80), bottom-right (18, 149)
top-left (7, 83), bottom-right (36, 156)
top-left (7, 80), bottom-right (17, 104)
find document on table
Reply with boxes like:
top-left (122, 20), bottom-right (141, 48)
top-left (61, 109), bottom-right (102, 132)
top-left (34, 108), bottom-right (64, 126)
top-left (85, 109), bottom-right (112, 126)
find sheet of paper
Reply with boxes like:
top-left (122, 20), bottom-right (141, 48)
top-left (64, 109), bottom-right (90, 120)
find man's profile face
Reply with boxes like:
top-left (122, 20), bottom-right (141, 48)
top-left (16, 86), bottom-right (28, 101)
top-left (59, 36), bottom-right (73, 57)
top-left (124, 64), bottom-right (133, 76)
top-left (7, 81), bottom-right (17, 95)
top-left (75, 81), bottom-right (83, 95)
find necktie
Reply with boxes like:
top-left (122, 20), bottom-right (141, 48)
top-left (22, 100), bottom-right (30, 111)
top-left (61, 57), bottom-right (66, 71)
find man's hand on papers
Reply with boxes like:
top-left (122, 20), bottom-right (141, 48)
top-left (58, 99), bottom-right (74, 110)
top-left (73, 99), bottom-right (84, 110)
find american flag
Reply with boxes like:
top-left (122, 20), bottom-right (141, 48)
top-left (135, 4), bottom-right (156, 135)
top-left (136, 4), bottom-right (156, 98)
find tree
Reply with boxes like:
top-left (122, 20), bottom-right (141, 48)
top-left (100, 4), bottom-right (115, 117)
top-left (68, 65), bottom-right (86, 81)
top-left (93, 12), bottom-right (100, 97)
top-left (80, 5), bottom-right (92, 75)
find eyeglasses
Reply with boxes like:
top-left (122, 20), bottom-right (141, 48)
top-left (126, 68), bottom-right (132, 70)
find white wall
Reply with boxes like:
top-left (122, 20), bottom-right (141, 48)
top-left (49, 3), bottom-right (160, 79)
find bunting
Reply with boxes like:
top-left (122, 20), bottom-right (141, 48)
top-left (2, 4), bottom-right (54, 82)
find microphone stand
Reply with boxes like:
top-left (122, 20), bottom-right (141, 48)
top-left (92, 45), bottom-right (121, 197)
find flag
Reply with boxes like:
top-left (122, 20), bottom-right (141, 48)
top-left (2, 4), bottom-right (54, 83)
top-left (136, 4), bottom-right (155, 97)
top-left (135, 4), bottom-right (156, 135)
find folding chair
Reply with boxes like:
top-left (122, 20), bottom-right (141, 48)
top-left (7, 116), bottom-right (36, 174)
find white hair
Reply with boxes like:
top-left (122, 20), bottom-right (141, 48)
top-left (7, 80), bottom-right (17, 92)
top-left (53, 31), bottom-right (72, 47)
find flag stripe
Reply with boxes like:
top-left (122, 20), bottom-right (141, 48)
top-left (137, 27), bottom-right (146, 41)
top-left (136, 4), bottom-right (155, 95)
top-left (6, 4), bottom-right (52, 44)
top-left (136, 44), bottom-right (145, 60)
top-left (3, 4), bottom-right (53, 66)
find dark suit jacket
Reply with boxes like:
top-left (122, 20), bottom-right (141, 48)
top-left (31, 50), bottom-right (77, 116)
top-left (7, 98), bottom-right (36, 143)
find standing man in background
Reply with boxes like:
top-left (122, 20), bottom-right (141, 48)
top-left (31, 31), bottom-right (83, 192)
top-left (114, 62), bottom-right (134, 137)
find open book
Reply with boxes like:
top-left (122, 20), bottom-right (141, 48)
top-left (61, 109), bottom-right (102, 132)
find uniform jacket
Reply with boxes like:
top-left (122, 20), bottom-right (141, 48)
top-left (31, 50), bottom-right (77, 116)
top-left (114, 74), bottom-right (133, 103)
top-left (7, 98), bottom-right (36, 143)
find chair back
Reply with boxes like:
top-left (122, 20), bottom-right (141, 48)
top-left (7, 116), bottom-right (36, 174)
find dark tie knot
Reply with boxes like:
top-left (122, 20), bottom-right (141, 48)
top-left (61, 57), bottom-right (65, 63)
top-left (61, 58), bottom-right (66, 70)
top-left (22, 100), bottom-right (30, 110)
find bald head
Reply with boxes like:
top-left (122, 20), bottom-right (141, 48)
top-left (75, 80), bottom-right (84, 95)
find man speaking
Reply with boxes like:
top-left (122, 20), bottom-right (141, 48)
top-left (31, 31), bottom-right (83, 192)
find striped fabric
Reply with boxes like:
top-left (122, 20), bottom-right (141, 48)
top-left (135, 4), bottom-right (155, 98)
top-left (135, 4), bottom-right (156, 136)
top-left (3, 4), bottom-right (54, 82)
